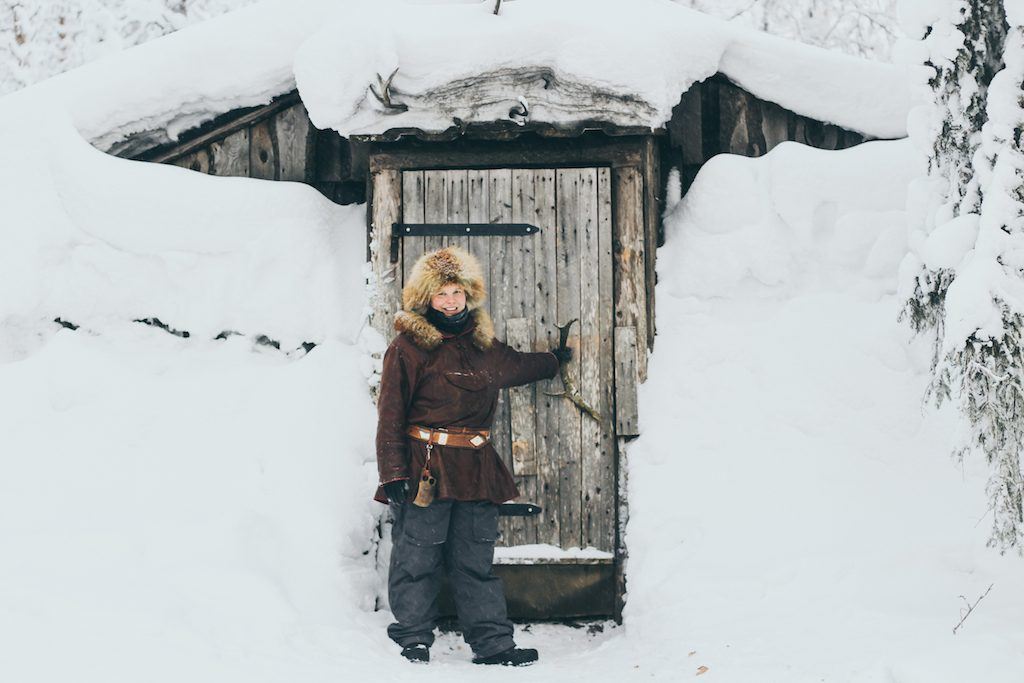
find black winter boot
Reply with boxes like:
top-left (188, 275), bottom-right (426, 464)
top-left (400, 644), bottom-right (429, 663)
top-left (472, 647), bottom-right (538, 666)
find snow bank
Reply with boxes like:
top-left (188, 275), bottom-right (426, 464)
top-left (4, 123), bottom-right (1021, 679)
top-left (4, 0), bottom-right (911, 151)
top-left (0, 94), bottom-right (363, 350)
top-left (0, 324), bottom-right (387, 683)
top-left (623, 140), bottom-right (1024, 681)
top-left (664, 140), bottom-right (918, 301)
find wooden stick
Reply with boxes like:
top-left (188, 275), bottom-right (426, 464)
top-left (953, 583), bottom-right (994, 635)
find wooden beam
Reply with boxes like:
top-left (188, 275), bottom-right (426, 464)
top-left (370, 170), bottom-right (403, 340)
top-left (369, 136), bottom-right (645, 172)
top-left (612, 166), bottom-right (648, 381)
top-left (641, 136), bottom-right (659, 354)
top-left (614, 326), bottom-right (639, 437)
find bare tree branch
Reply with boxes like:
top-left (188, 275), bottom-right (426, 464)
top-left (953, 583), bottom-right (994, 634)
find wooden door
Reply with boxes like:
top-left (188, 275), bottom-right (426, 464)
top-left (399, 168), bottom-right (616, 553)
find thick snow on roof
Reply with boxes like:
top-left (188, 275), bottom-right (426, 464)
top-left (3, 0), bottom-right (911, 149)
top-left (297, 0), bottom-right (912, 139)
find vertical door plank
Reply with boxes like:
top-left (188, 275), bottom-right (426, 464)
top-left (532, 168), bottom-right (560, 547)
top-left (592, 167), bottom-right (616, 551)
top-left (209, 128), bottom-right (249, 177)
top-left (510, 170), bottom-right (537, 322)
top-left (579, 168), bottom-right (613, 551)
top-left (613, 166), bottom-right (649, 382)
top-left (424, 171), bottom-right (447, 255)
top-left (445, 169), bottom-right (469, 252)
top-left (370, 170), bottom-right (402, 342)
top-left (506, 317), bottom-right (538, 546)
top-left (401, 171), bottom-right (426, 289)
top-left (487, 169), bottom-right (514, 477)
top-left (509, 170), bottom-right (540, 546)
top-left (275, 102), bottom-right (312, 182)
top-left (555, 168), bottom-right (583, 550)
top-left (467, 170), bottom-right (491, 319)
top-left (614, 326), bottom-right (639, 436)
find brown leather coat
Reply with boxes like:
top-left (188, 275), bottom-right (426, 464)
top-left (374, 308), bottom-right (559, 504)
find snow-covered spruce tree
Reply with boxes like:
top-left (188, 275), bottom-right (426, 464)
top-left (904, 0), bottom-right (1024, 553)
top-left (934, 5), bottom-right (1024, 554)
top-left (901, 0), bottom-right (1007, 365)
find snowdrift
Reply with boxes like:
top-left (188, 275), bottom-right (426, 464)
top-left (2, 124), bottom-right (1021, 680)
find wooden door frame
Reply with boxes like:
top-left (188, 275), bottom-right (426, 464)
top-left (366, 132), bottom-right (658, 622)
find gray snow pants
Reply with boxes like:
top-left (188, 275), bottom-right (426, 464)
top-left (387, 499), bottom-right (514, 658)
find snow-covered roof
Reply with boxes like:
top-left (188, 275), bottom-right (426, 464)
top-left (3, 0), bottom-right (912, 152)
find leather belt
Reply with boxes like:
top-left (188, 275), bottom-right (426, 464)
top-left (406, 425), bottom-right (490, 449)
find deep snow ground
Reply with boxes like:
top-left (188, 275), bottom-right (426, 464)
top-left (1, 134), bottom-right (1022, 681)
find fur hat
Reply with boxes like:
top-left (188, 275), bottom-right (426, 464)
top-left (401, 246), bottom-right (487, 314)
top-left (394, 246), bottom-right (494, 351)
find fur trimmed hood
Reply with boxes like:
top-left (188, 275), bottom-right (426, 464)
top-left (402, 246), bottom-right (486, 315)
top-left (394, 308), bottom-right (495, 351)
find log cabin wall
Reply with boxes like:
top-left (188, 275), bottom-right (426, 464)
top-left (126, 91), bottom-right (365, 205)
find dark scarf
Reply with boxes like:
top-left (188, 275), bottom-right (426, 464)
top-left (426, 307), bottom-right (470, 334)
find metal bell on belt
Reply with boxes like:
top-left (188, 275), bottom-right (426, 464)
top-left (412, 464), bottom-right (436, 507)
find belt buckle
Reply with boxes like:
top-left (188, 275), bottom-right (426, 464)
top-left (436, 432), bottom-right (449, 446)
top-left (469, 434), bottom-right (485, 447)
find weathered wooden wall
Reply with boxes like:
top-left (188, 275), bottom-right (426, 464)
top-left (130, 91), bottom-right (365, 205)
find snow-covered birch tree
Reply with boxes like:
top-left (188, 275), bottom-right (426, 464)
top-left (675, 0), bottom-right (900, 60)
top-left (901, 0), bottom-right (1024, 554)
top-left (0, 0), bottom-right (256, 96)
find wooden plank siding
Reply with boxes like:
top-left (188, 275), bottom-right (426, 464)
top-left (209, 128), bottom-right (249, 177)
top-left (249, 119), bottom-right (278, 180)
top-left (152, 101), bottom-right (318, 185)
